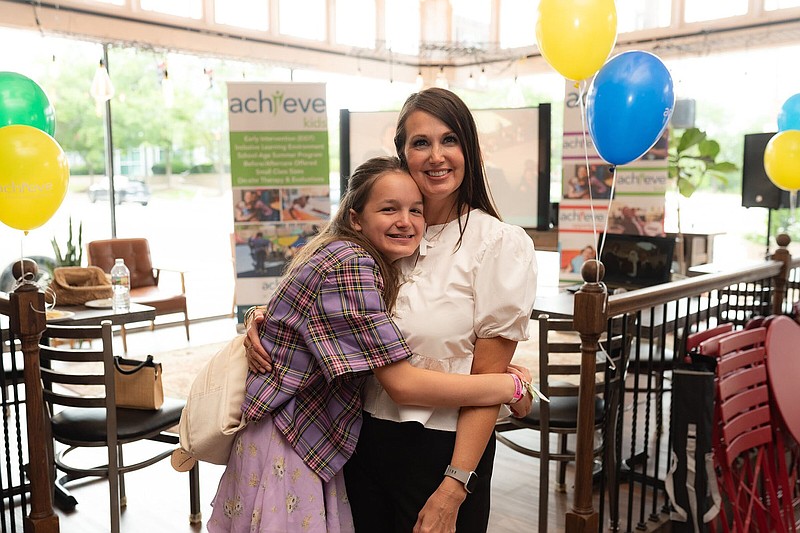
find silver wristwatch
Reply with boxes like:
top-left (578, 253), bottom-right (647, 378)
top-left (444, 464), bottom-right (478, 493)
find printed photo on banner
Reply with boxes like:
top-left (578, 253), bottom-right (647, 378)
top-left (563, 162), bottom-right (614, 200)
top-left (606, 197), bottom-right (666, 237)
top-left (233, 225), bottom-right (282, 277)
top-left (233, 223), bottom-right (321, 277)
top-left (233, 188), bottom-right (281, 222)
top-left (559, 231), bottom-right (601, 276)
top-left (281, 187), bottom-right (330, 221)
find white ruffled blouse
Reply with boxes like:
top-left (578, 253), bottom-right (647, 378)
top-left (361, 209), bottom-right (538, 432)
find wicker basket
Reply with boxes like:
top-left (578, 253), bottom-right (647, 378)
top-left (50, 266), bottom-right (113, 306)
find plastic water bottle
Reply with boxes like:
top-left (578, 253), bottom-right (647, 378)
top-left (110, 258), bottom-right (131, 313)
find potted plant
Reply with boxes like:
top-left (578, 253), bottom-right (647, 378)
top-left (668, 127), bottom-right (738, 274)
top-left (51, 217), bottom-right (83, 267)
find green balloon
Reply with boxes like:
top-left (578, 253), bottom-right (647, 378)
top-left (0, 71), bottom-right (56, 136)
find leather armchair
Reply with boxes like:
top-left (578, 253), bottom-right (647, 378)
top-left (87, 238), bottom-right (189, 351)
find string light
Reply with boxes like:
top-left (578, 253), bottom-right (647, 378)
top-left (466, 71), bottom-right (476, 90)
top-left (435, 66), bottom-right (449, 89)
top-left (160, 63), bottom-right (174, 108)
top-left (90, 58), bottom-right (114, 116)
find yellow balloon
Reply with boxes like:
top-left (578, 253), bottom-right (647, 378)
top-left (764, 130), bottom-right (800, 191)
top-left (536, 0), bottom-right (618, 81)
top-left (0, 124), bottom-right (69, 232)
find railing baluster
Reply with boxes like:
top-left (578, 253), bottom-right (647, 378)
top-left (2, 260), bottom-right (59, 533)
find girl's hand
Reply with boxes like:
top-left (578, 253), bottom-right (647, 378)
top-left (244, 308), bottom-right (272, 373)
top-left (507, 364), bottom-right (533, 418)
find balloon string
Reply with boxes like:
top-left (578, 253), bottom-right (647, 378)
top-left (597, 166), bottom-right (617, 268)
top-left (578, 79), bottom-right (601, 283)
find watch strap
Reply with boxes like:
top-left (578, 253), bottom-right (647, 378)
top-left (444, 464), bottom-right (477, 493)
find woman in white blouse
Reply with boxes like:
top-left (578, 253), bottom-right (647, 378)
top-left (245, 88), bottom-right (537, 533)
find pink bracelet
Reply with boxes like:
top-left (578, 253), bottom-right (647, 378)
top-left (508, 373), bottom-right (524, 404)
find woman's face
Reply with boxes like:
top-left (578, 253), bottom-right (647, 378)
top-left (401, 110), bottom-right (465, 206)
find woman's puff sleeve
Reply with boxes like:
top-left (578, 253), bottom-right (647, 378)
top-left (473, 225), bottom-right (538, 341)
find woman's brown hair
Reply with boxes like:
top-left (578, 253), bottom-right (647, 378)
top-left (393, 87), bottom-right (500, 248)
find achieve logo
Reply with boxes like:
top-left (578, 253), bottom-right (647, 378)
top-left (2, 181), bottom-right (54, 193)
top-left (229, 89), bottom-right (326, 115)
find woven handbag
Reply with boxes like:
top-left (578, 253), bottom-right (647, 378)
top-left (177, 334), bottom-right (248, 465)
top-left (113, 355), bottom-right (164, 410)
top-left (50, 266), bottom-right (113, 306)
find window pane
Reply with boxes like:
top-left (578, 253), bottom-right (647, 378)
top-left (139, 0), bottom-right (202, 19)
top-left (279, 0), bottom-right (326, 41)
top-left (617, 0), bottom-right (671, 32)
top-left (499, 0), bottom-right (536, 49)
top-left (215, 0), bottom-right (269, 31)
top-left (765, 0), bottom-right (800, 9)
top-left (336, 0), bottom-right (376, 49)
top-left (451, 0), bottom-right (491, 45)
top-left (385, 0), bottom-right (420, 55)
top-left (684, 0), bottom-right (747, 22)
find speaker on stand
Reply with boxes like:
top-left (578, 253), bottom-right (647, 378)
top-left (741, 132), bottom-right (790, 256)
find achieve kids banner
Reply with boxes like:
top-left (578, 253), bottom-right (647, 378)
top-left (227, 82), bottom-right (330, 311)
top-left (559, 81), bottom-right (669, 280)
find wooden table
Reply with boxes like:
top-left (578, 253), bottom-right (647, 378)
top-left (46, 302), bottom-right (156, 327)
top-left (2, 299), bottom-right (156, 332)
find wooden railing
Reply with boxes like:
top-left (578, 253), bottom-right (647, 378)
top-left (567, 233), bottom-right (796, 532)
top-left (0, 260), bottom-right (60, 533)
top-left (3, 239), bottom-right (799, 532)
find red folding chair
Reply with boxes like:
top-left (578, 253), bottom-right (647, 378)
top-left (711, 327), bottom-right (795, 533)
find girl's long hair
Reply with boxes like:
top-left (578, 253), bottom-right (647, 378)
top-left (285, 156), bottom-right (406, 310)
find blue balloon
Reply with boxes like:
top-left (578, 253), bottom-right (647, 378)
top-left (586, 51), bottom-right (675, 166)
top-left (778, 93), bottom-right (800, 132)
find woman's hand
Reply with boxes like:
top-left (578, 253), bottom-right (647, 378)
top-left (244, 308), bottom-right (273, 373)
top-left (413, 478), bottom-right (465, 533)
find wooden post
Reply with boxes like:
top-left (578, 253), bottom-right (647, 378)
top-left (771, 233), bottom-right (791, 316)
top-left (566, 260), bottom-right (608, 533)
top-left (9, 260), bottom-right (60, 533)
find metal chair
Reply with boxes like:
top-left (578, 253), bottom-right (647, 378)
top-left (39, 320), bottom-right (200, 533)
top-left (495, 313), bottom-right (628, 533)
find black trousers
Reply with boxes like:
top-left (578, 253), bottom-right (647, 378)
top-left (344, 412), bottom-right (496, 533)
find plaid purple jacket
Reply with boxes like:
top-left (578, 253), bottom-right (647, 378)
top-left (242, 240), bottom-right (412, 482)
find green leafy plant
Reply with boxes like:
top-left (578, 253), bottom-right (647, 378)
top-left (668, 127), bottom-right (739, 274)
top-left (51, 217), bottom-right (83, 267)
top-left (668, 127), bottom-right (738, 198)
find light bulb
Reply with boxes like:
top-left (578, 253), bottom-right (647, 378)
top-left (90, 59), bottom-right (114, 116)
top-left (478, 67), bottom-right (488, 88)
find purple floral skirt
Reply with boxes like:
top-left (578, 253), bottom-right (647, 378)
top-left (207, 417), bottom-right (354, 533)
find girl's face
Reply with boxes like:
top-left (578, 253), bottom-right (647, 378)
top-left (401, 110), bottom-right (465, 206)
top-left (349, 171), bottom-right (425, 262)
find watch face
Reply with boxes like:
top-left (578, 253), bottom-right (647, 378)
top-left (465, 471), bottom-right (478, 493)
